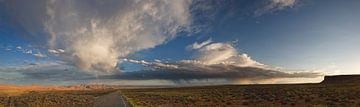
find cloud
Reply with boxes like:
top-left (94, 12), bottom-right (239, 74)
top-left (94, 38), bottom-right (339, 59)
top-left (0, 0), bottom-right (325, 85)
top-left (25, 50), bottom-right (32, 54)
top-left (193, 42), bottom-right (265, 67)
top-left (16, 46), bottom-right (22, 49)
top-left (0, 61), bottom-right (97, 85)
top-left (187, 38), bottom-right (212, 50)
top-left (0, 41), bottom-right (323, 85)
top-left (122, 42), bottom-right (323, 83)
top-left (5, 0), bottom-right (194, 72)
top-left (114, 60), bottom-right (322, 85)
top-left (48, 49), bottom-right (65, 54)
top-left (5, 48), bottom-right (11, 51)
top-left (33, 52), bottom-right (47, 58)
top-left (255, 0), bottom-right (296, 16)
top-left (122, 60), bottom-right (321, 80)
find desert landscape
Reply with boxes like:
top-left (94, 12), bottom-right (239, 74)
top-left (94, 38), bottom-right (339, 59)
top-left (1, 0), bottom-right (359, 107)
top-left (122, 76), bottom-right (360, 107)
top-left (0, 75), bottom-right (359, 107)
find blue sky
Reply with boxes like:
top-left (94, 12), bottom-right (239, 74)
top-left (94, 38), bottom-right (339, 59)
top-left (0, 0), bottom-right (359, 85)
top-left (139, 0), bottom-right (360, 73)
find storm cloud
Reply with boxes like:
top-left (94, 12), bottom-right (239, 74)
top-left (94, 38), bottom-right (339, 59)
top-left (120, 41), bottom-right (323, 83)
top-left (0, 0), bottom-right (325, 85)
top-left (2, 0), bottom-right (302, 73)
top-left (3, 0), bottom-right (193, 72)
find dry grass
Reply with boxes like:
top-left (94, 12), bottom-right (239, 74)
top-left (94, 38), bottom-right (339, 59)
top-left (0, 89), bottom-right (115, 107)
top-left (0, 90), bottom-right (27, 96)
top-left (1, 84), bottom-right (360, 107)
top-left (121, 84), bottom-right (360, 107)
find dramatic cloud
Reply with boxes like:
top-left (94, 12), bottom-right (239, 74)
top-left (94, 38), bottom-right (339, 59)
top-left (0, 42), bottom-right (323, 85)
top-left (255, 0), bottom-right (296, 16)
top-left (122, 42), bottom-right (323, 83)
top-left (192, 42), bottom-right (264, 67)
top-left (1, 0), bottom-right (324, 85)
top-left (5, 0), bottom-right (193, 72)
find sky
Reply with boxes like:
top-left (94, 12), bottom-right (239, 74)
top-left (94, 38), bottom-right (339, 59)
top-left (0, 0), bottom-right (359, 85)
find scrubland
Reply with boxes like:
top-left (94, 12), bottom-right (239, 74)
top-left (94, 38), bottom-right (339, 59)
top-left (121, 84), bottom-right (360, 107)
top-left (0, 89), bottom-right (114, 107)
top-left (0, 82), bottom-right (360, 107)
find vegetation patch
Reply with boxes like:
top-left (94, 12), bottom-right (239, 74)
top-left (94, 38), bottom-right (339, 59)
top-left (121, 84), bottom-right (360, 107)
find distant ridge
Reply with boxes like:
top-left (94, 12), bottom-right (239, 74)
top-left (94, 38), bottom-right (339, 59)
top-left (321, 75), bottom-right (360, 84)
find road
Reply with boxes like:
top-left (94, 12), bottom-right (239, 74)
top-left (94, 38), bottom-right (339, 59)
top-left (94, 92), bottom-right (131, 107)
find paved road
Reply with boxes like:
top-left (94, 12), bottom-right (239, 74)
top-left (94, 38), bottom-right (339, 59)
top-left (94, 92), bottom-right (131, 107)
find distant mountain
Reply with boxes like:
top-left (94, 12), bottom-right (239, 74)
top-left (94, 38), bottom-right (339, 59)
top-left (321, 75), bottom-right (360, 84)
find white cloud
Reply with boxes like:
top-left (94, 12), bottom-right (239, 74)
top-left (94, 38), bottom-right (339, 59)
top-left (16, 46), bottom-right (22, 49)
top-left (123, 42), bottom-right (322, 84)
top-left (127, 42), bottom-right (269, 71)
top-left (194, 42), bottom-right (265, 67)
top-left (47, 49), bottom-right (57, 54)
top-left (6, 0), bottom-right (194, 72)
top-left (25, 50), bottom-right (32, 54)
top-left (154, 59), bottom-right (162, 63)
top-left (272, 0), bottom-right (296, 7)
top-left (4, 46), bottom-right (11, 51)
top-left (255, 0), bottom-right (297, 16)
top-left (33, 52), bottom-right (47, 58)
top-left (42, 0), bottom-right (193, 72)
top-left (187, 38), bottom-right (212, 50)
top-left (48, 49), bottom-right (65, 54)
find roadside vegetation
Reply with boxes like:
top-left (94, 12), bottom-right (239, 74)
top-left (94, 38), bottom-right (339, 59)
top-left (121, 84), bottom-right (360, 107)
top-left (1, 84), bottom-right (360, 107)
top-left (0, 89), bottom-right (115, 107)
